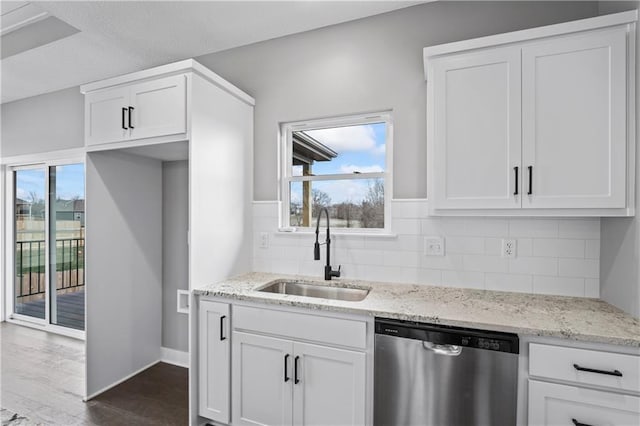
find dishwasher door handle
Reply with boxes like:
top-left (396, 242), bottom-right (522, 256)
top-left (422, 341), bottom-right (463, 356)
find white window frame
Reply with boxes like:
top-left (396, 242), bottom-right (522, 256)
top-left (280, 111), bottom-right (393, 234)
top-left (3, 156), bottom-right (86, 340)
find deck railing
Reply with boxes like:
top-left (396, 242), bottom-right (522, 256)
top-left (15, 238), bottom-right (85, 298)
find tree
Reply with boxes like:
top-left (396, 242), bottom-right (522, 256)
top-left (360, 179), bottom-right (384, 228)
top-left (312, 188), bottom-right (331, 218)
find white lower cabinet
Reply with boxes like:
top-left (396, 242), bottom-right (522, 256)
top-left (199, 300), bottom-right (231, 424)
top-left (292, 342), bottom-right (366, 426)
top-left (528, 342), bottom-right (640, 426)
top-left (232, 332), bottom-right (293, 426)
top-left (228, 305), bottom-right (369, 426)
top-left (528, 380), bottom-right (640, 426)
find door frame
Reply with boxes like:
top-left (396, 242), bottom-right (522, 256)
top-left (3, 156), bottom-right (86, 340)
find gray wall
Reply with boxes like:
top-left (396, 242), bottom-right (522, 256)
top-left (162, 160), bottom-right (189, 352)
top-left (196, 1), bottom-right (599, 201)
top-left (598, 1), bottom-right (640, 318)
top-left (1, 86), bottom-right (84, 157)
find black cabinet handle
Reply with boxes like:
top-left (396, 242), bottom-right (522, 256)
top-left (284, 354), bottom-right (290, 382)
top-left (122, 107), bottom-right (128, 129)
top-left (219, 315), bottom-right (226, 341)
top-left (294, 356), bottom-right (300, 384)
top-left (514, 166), bottom-right (519, 196)
top-left (527, 166), bottom-right (533, 195)
top-left (572, 418), bottom-right (594, 426)
top-left (128, 106), bottom-right (134, 129)
top-left (573, 363), bottom-right (622, 377)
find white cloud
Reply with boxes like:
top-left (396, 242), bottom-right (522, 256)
top-left (304, 125), bottom-right (376, 152)
top-left (372, 143), bottom-right (386, 156)
top-left (339, 164), bottom-right (384, 174)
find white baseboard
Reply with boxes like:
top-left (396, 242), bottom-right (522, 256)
top-left (84, 359), bottom-right (160, 401)
top-left (161, 346), bottom-right (190, 368)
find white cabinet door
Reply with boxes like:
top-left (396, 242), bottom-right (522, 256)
top-left (85, 87), bottom-right (129, 146)
top-left (232, 332), bottom-right (293, 426)
top-left (522, 28), bottom-right (627, 209)
top-left (292, 342), bottom-right (366, 426)
top-left (431, 46), bottom-right (522, 209)
top-left (198, 300), bottom-right (230, 423)
top-left (128, 74), bottom-right (187, 141)
top-left (528, 380), bottom-right (640, 426)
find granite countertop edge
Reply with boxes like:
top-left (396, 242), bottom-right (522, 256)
top-left (193, 272), bottom-right (640, 348)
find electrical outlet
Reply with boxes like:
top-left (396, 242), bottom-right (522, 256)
top-left (259, 232), bottom-right (269, 249)
top-left (502, 239), bottom-right (517, 258)
top-left (424, 236), bottom-right (445, 256)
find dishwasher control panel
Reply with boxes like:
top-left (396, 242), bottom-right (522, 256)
top-left (375, 318), bottom-right (519, 354)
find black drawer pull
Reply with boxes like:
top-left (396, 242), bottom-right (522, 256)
top-left (294, 356), bottom-right (300, 384)
top-left (128, 106), bottom-right (135, 129)
top-left (219, 315), bottom-right (226, 341)
top-left (573, 363), bottom-right (622, 377)
top-left (572, 418), bottom-right (594, 426)
top-left (284, 354), bottom-right (290, 382)
top-left (527, 166), bottom-right (533, 195)
top-left (514, 166), bottom-right (519, 195)
top-left (122, 107), bottom-right (128, 129)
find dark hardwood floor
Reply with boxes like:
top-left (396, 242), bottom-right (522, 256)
top-left (0, 323), bottom-right (188, 425)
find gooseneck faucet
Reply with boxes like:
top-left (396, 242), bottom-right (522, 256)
top-left (314, 207), bottom-right (341, 280)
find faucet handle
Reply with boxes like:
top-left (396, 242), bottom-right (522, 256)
top-left (333, 265), bottom-right (341, 278)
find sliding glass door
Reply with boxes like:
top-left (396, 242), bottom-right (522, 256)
top-left (14, 168), bottom-right (47, 320)
top-left (12, 162), bottom-right (85, 332)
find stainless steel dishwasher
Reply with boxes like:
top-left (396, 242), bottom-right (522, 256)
top-left (374, 318), bottom-right (519, 426)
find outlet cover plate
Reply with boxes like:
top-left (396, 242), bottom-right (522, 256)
top-left (502, 239), bottom-right (517, 258)
top-left (424, 236), bottom-right (445, 256)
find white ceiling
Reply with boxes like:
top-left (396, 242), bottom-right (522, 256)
top-left (1, 1), bottom-right (423, 104)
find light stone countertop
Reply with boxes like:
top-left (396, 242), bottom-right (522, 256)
top-left (193, 272), bottom-right (640, 347)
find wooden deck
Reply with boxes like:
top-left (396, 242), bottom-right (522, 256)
top-left (15, 289), bottom-right (85, 330)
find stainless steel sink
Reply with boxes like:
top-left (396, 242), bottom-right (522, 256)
top-left (256, 280), bottom-right (370, 302)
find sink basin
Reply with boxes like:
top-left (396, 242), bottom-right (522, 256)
top-left (256, 280), bottom-right (370, 302)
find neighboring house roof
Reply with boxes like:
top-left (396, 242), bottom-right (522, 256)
top-left (292, 131), bottom-right (337, 166)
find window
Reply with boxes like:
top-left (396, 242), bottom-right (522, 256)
top-left (281, 112), bottom-right (392, 232)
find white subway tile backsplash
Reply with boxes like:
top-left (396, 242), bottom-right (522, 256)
top-left (392, 218), bottom-right (422, 235)
top-left (420, 254), bottom-right (464, 271)
top-left (464, 218), bottom-right (509, 237)
top-left (509, 257), bottom-right (558, 276)
top-left (441, 270), bottom-right (485, 289)
top-left (533, 276), bottom-right (585, 297)
top-left (533, 239), bottom-right (585, 258)
top-left (585, 240), bottom-right (600, 259)
top-left (446, 237), bottom-right (485, 254)
top-left (558, 219), bottom-right (600, 239)
top-left (383, 250), bottom-right (421, 268)
top-left (484, 238), bottom-right (502, 256)
top-left (417, 268), bottom-right (442, 285)
top-left (509, 219), bottom-right (559, 238)
top-left (485, 273), bottom-right (533, 293)
top-left (463, 255), bottom-right (509, 273)
top-left (558, 258), bottom-right (599, 279)
top-left (517, 238), bottom-right (533, 257)
top-left (585, 279), bottom-right (600, 298)
top-left (252, 200), bottom-right (601, 299)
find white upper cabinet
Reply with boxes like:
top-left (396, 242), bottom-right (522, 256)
top-left (522, 28), bottom-right (627, 209)
top-left (85, 86), bottom-right (130, 145)
top-left (432, 46), bottom-right (521, 209)
top-left (425, 11), bottom-right (637, 216)
top-left (84, 74), bottom-right (187, 146)
top-left (128, 75), bottom-right (187, 141)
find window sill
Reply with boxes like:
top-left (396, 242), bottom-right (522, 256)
top-left (276, 228), bottom-right (397, 238)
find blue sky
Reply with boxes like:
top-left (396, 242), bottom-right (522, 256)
top-left (291, 122), bottom-right (386, 204)
top-left (16, 164), bottom-right (85, 202)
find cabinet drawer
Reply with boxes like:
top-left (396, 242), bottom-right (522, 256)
top-left (530, 343), bottom-right (640, 393)
top-left (528, 380), bottom-right (640, 426)
top-left (233, 305), bottom-right (367, 350)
